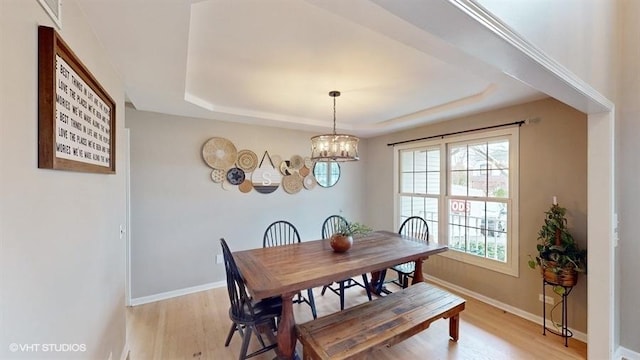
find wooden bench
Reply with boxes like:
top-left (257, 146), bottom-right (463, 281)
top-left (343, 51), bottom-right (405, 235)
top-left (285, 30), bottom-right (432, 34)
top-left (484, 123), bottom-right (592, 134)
top-left (295, 282), bottom-right (465, 360)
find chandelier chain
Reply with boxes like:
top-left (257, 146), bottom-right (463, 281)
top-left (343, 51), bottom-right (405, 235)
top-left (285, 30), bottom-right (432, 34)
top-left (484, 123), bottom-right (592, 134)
top-left (333, 95), bottom-right (337, 135)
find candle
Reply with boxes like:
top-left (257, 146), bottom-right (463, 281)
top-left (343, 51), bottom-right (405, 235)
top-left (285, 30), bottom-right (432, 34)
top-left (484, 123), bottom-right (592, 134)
top-left (553, 196), bottom-right (557, 205)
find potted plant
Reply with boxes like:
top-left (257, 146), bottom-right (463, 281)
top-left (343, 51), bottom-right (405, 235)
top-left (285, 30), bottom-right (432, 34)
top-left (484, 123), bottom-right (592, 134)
top-left (330, 222), bottom-right (372, 253)
top-left (528, 202), bottom-right (587, 290)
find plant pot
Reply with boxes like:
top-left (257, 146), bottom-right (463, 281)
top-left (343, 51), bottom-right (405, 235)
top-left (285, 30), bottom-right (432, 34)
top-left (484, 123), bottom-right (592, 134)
top-left (541, 261), bottom-right (578, 287)
top-left (330, 234), bottom-right (353, 253)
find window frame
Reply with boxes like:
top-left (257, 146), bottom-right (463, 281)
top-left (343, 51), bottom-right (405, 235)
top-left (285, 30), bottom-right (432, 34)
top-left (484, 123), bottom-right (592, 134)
top-left (394, 127), bottom-right (519, 277)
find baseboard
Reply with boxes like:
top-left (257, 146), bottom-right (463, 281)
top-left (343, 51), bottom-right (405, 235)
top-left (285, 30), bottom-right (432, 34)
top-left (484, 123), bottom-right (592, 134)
top-left (617, 345), bottom-right (640, 360)
top-left (130, 281), bottom-right (226, 306)
top-left (424, 275), bottom-right (588, 343)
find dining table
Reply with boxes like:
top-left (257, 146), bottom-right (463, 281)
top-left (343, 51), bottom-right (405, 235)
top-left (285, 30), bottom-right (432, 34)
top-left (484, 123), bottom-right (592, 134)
top-left (232, 230), bottom-right (448, 359)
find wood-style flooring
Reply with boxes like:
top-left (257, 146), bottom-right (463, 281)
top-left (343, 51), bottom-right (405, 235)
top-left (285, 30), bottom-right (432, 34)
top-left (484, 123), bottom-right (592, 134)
top-left (126, 280), bottom-right (587, 359)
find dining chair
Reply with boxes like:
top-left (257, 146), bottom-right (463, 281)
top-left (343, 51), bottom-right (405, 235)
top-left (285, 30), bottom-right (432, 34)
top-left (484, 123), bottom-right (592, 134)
top-left (320, 215), bottom-right (372, 310)
top-left (220, 238), bottom-right (282, 360)
top-left (263, 220), bottom-right (318, 319)
top-left (386, 216), bottom-right (430, 289)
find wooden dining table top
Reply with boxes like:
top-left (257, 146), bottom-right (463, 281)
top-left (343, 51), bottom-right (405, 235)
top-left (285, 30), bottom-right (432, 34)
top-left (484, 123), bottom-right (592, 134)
top-left (232, 230), bottom-right (448, 300)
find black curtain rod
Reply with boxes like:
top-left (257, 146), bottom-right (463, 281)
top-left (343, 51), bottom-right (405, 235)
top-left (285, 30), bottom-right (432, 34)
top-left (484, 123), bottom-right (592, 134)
top-left (386, 120), bottom-right (526, 147)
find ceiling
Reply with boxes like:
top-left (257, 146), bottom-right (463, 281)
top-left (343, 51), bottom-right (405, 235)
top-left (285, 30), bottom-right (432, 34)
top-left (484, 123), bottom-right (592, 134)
top-left (78, 0), bottom-right (545, 138)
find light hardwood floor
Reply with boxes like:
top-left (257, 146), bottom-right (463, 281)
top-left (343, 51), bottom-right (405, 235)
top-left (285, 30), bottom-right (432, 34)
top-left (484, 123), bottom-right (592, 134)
top-left (127, 281), bottom-right (587, 359)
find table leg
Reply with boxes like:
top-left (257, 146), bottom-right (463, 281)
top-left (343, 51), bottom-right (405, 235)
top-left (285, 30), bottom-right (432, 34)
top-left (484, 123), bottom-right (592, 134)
top-left (276, 292), bottom-right (296, 359)
top-left (412, 258), bottom-right (425, 284)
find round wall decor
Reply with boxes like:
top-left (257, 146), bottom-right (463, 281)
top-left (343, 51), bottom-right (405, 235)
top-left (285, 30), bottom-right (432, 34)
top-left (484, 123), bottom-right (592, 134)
top-left (226, 167), bottom-right (246, 185)
top-left (290, 155), bottom-right (304, 170)
top-left (303, 174), bottom-right (317, 190)
top-left (210, 169), bottom-right (226, 183)
top-left (202, 137), bottom-right (237, 170)
top-left (251, 151), bottom-right (282, 194)
top-left (236, 149), bottom-right (258, 172)
top-left (282, 174), bottom-right (303, 194)
top-left (238, 179), bottom-right (253, 193)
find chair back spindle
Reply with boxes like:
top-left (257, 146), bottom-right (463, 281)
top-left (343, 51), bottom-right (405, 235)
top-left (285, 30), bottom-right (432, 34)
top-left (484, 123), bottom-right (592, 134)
top-left (399, 216), bottom-right (429, 243)
top-left (321, 215), bottom-right (348, 239)
top-left (263, 220), bottom-right (301, 247)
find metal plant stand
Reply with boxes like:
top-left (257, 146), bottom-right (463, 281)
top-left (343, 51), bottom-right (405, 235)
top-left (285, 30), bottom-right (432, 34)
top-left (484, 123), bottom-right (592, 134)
top-left (542, 279), bottom-right (574, 347)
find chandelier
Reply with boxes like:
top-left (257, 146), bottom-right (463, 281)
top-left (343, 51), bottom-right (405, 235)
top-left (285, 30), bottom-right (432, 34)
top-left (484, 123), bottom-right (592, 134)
top-left (310, 91), bottom-right (360, 162)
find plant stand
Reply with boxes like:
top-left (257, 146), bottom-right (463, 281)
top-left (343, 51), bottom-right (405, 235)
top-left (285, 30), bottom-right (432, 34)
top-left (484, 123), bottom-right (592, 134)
top-left (542, 279), bottom-right (574, 347)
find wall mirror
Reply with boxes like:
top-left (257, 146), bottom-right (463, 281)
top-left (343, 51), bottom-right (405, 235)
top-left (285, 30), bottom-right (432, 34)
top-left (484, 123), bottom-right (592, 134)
top-left (313, 161), bottom-right (341, 188)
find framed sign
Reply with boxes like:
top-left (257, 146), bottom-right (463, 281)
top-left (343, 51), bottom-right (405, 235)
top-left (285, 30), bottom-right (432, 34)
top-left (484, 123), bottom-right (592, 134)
top-left (38, 26), bottom-right (116, 174)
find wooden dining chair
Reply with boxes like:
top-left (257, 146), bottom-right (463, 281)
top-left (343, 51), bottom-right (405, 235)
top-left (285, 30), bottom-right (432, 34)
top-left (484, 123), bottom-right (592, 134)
top-left (220, 238), bottom-right (281, 360)
top-left (387, 216), bottom-right (430, 289)
top-left (320, 215), bottom-right (372, 310)
top-left (263, 220), bottom-right (318, 319)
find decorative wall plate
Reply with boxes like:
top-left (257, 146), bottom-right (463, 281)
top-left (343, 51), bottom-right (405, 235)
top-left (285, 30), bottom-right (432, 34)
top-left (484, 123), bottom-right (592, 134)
top-left (303, 174), bottom-right (317, 190)
top-left (202, 137), bottom-right (238, 170)
top-left (282, 174), bottom-right (303, 194)
top-left (299, 165), bottom-right (310, 177)
top-left (290, 155), bottom-right (304, 170)
top-left (210, 169), bottom-right (226, 183)
top-left (238, 179), bottom-right (253, 193)
top-left (236, 149), bottom-right (258, 172)
top-left (279, 160), bottom-right (293, 176)
top-left (222, 179), bottom-right (238, 191)
top-left (226, 167), bottom-right (246, 185)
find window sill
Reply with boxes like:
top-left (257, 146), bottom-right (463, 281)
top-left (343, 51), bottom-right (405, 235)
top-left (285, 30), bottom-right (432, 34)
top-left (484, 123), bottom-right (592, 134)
top-left (438, 249), bottom-right (519, 277)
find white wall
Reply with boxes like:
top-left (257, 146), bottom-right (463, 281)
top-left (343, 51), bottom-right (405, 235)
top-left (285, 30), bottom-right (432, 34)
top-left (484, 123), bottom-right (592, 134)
top-left (477, 0), bottom-right (619, 101)
top-left (125, 107), bottom-right (367, 299)
top-left (468, 0), bottom-right (637, 353)
top-left (617, 0), bottom-right (640, 353)
top-left (0, 1), bottom-right (127, 359)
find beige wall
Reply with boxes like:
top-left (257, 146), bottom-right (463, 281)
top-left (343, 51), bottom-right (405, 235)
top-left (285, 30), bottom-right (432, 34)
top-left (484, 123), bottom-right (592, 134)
top-left (0, 1), bottom-right (126, 359)
top-left (617, 0), bottom-right (640, 352)
top-left (364, 98), bottom-right (588, 332)
top-left (477, 0), bottom-right (619, 102)
top-left (125, 107), bottom-right (367, 299)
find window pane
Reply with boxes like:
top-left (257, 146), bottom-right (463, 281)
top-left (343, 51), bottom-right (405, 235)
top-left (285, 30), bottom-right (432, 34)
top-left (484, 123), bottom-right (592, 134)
top-left (425, 197), bottom-right (438, 243)
top-left (469, 170), bottom-right (487, 196)
top-left (414, 151), bottom-right (427, 172)
top-left (449, 145), bottom-right (467, 170)
top-left (400, 196), bottom-right (412, 218)
top-left (415, 172), bottom-right (427, 194)
top-left (426, 171), bottom-right (440, 195)
top-left (488, 140), bottom-right (509, 169)
top-left (450, 170), bottom-right (467, 196)
top-left (401, 173), bottom-right (414, 193)
top-left (400, 151), bottom-right (414, 172)
top-left (468, 143), bottom-right (487, 171)
top-left (489, 169), bottom-right (509, 198)
top-left (449, 211), bottom-right (466, 252)
top-left (411, 197), bottom-right (424, 217)
top-left (427, 149), bottom-right (440, 171)
top-left (447, 198), bottom-right (507, 263)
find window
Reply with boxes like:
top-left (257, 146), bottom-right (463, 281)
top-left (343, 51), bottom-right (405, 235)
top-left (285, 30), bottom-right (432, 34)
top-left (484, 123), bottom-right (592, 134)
top-left (395, 127), bottom-right (519, 276)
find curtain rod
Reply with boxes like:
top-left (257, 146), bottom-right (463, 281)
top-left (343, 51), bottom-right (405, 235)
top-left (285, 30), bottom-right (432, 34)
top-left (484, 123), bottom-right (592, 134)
top-left (386, 120), bottom-right (526, 147)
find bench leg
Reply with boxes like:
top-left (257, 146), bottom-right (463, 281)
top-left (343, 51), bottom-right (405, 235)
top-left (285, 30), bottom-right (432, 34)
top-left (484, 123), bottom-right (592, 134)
top-left (449, 314), bottom-right (460, 341)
